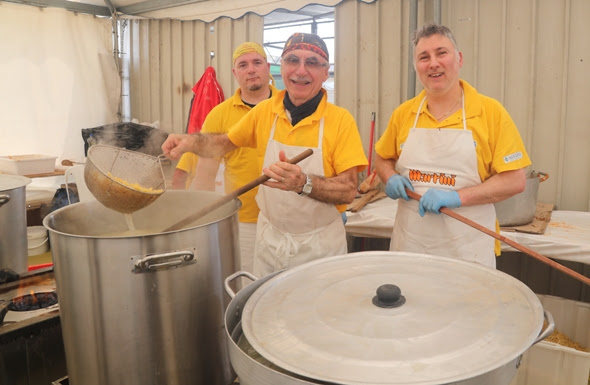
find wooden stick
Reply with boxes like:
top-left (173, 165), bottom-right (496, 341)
top-left (164, 149), bottom-right (314, 232)
top-left (350, 189), bottom-right (380, 213)
top-left (406, 189), bottom-right (590, 287)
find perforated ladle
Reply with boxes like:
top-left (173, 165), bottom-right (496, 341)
top-left (85, 145), bottom-right (166, 214)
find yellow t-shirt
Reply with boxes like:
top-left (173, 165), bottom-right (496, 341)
top-left (201, 86), bottom-right (277, 223)
top-left (228, 89), bottom-right (368, 213)
top-left (175, 152), bottom-right (199, 189)
top-left (375, 80), bottom-right (532, 254)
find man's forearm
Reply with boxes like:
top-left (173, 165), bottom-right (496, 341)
top-left (191, 133), bottom-right (236, 158)
top-left (163, 133), bottom-right (237, 160)
top-left (301, 169), bottom-right (358, 205)
top-left (458, 168), bottom-right (526, 206)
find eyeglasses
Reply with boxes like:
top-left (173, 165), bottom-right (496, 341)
top-left (281, 55), bottom-right (329, 70)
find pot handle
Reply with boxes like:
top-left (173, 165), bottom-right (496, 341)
top-left (532, 310), bottom-right (555, 346)
top-left (133, 250), bottom-right (195, 272)
top-left (28, 237), bottom-right (49, 249)
top-left (536, 171), bottom-right (549, 182)
top-left (224, 271), bottom-right (258, 299)
top-left (0, 194), bottom-right (9, 208)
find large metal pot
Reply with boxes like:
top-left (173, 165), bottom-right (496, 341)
top-left (44, 190), bottom-right (241, 385)
top-left (494, 171), bottom-right (549, 226)
top-left (225, 251), bottom-right (555, 385)
top-left (0, 175), bottom-right (31, 274)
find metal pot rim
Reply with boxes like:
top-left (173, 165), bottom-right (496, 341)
top-left (0, 174), bottom-right (31, 191)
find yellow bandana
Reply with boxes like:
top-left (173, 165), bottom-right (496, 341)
top-left (232, 42), bottom-right (267, 64)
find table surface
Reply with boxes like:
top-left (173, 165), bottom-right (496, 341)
top-left (345, 198), bottom-right (590, 265)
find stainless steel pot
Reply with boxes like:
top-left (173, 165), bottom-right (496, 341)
top-left (494, 171), bottom-right (549, 226)
top-left (224, 251), bottom-right (555, 385)
top-left (44, 190), bottom-right (241, 385)
top-left (0, 175), bottom-right (31, 274)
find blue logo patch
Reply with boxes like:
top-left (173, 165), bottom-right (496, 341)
top-left (504, 152), bottom-right (523, 163)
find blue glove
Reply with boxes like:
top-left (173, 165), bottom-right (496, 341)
top-left (341, 211), bottom-right (348, 225)
top-left (419, 189), bottom-right (461, 217)
top-left (385, 174), bottom-right (414, 201)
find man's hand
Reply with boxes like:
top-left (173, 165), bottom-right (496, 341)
top-left (419, 189), bottom-right (461, 217)
top-left (161, 134), bottom-right (194, 160)
top-left (385, 174), bottom-right (414, 201)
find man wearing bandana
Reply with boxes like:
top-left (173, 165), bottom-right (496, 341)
top-left (162, 33), bottom-right (368, 277)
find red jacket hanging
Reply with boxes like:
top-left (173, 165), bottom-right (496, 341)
top-left (186, 66), bottom-right (224, 133)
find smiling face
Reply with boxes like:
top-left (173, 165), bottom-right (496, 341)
top-left (413, 33), bottom-right (463, 97)
top-left (232, 52), bottom-right (271, 92)
top-left (281, 49), bottom-right (329, 106)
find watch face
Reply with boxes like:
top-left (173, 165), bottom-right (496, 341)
top-left (302, 175), bottom-right (312, 195)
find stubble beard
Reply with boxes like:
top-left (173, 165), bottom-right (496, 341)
top-left (247, 84), bottom-right (263, 92)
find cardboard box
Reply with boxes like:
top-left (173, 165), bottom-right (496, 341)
top-left (510, 295), bottom-right (590, 385)
top-left (0, 154), bottom-right (57, 175)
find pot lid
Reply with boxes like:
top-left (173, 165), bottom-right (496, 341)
top-left (242, 251), bottom-right (544, 385)
top-left (0, 175), bottom-right (32, 191)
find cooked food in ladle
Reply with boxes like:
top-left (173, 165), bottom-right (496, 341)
top-left (107, 172), bottom-right (164, 194)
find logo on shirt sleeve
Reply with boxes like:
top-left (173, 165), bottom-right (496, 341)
top-left (503, 152), bottom-right (523, 163)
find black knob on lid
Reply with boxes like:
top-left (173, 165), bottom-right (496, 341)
top-left (372, 284), bottom-right (406, 308)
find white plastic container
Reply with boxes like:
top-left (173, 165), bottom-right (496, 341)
top-left (510, 294), bottom-right (590, 385)
top-left (0, 154), bottom-right (57, 175)
top-left (27, 225), bottom-right (49, 256)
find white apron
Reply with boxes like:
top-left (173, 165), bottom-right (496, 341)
top-left (253, 116), bottom-right (347, 277)
top-left (390, 91), bottom-right (497, 268)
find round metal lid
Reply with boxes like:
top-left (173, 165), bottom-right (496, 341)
top-left (0, 174), bottom-right (31, 192)
top-left (242, 251), bottom-right (543, 385)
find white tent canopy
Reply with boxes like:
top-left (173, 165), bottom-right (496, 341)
top-left (3, 0), bottom-right (373, 21)
top-left (0, 2), bottom-right (119, 164)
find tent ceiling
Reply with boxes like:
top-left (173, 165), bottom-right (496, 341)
top-left (3, 0), bottom-right (209, 17)
top-left (3, 0), bottom-right (360, 21)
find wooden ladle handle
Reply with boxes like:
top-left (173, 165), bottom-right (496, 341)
top-left (164, 149), bottom-right (314, 232)
top-left (406, 189), bottom-right (590, 287)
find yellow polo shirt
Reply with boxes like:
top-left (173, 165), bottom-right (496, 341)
top-left (201, 86), bottom-right (277, 223)
top-left (375, 80), bottom-right (532, 254)
top-left (175, 152), bottom-right (199, 189)
top-left (228, 89), bottom-right (368, 213)
top-left (376, 80), bottom-right (531, 179)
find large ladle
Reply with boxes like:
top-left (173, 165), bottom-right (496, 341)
top-left (163, 148), bottom-right (314, 232)
top-left (406, 189), bottom-right (590, 287)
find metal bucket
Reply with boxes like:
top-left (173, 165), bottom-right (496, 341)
top-left (43, 190), bottom-right (240, 385)
top-left (0, 175), bottom-right (31, 274)
top-left (494, 171), bottom-right (549, 226)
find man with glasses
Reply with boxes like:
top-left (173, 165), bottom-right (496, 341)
top-left (162, 33), bottom-right (367, 277)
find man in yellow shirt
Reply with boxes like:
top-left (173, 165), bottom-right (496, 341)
top-left (162, 33), bottom-right (368, 277)
top-left (191, 41), bottom-right (277, 276)
top-left (374, 24), bottom-right (531, 268)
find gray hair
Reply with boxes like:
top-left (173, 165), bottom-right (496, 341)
top-left (411, 24), bottom-right (459, 53)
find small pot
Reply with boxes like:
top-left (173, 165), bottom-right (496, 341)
top-left (494, 171), bottom-right (549, 227)
top-left (225, 251), bottom-right (555, 385)
top-left (0, 175), bottom-right (31, 274)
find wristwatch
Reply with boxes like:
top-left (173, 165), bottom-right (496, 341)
top-left (299, 174), bottom-right (313, 196)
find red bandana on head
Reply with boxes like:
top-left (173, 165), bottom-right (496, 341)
top-left (282, 33), bottom-right (329, 61)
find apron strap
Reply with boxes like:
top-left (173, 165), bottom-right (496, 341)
top-left (413, 89), bottom-right (466, 129)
